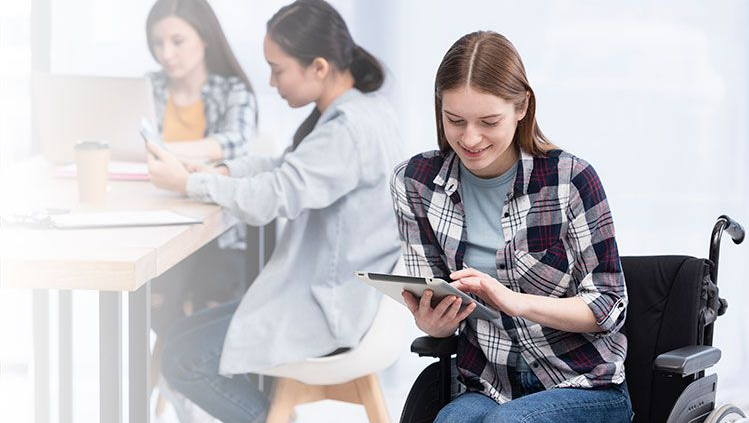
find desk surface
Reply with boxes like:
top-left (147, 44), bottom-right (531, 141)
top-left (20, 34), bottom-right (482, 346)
top-left (0, 158), bottom-right (237, 291)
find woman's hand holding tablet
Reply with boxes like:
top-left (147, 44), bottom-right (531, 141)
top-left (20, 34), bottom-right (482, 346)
top-left (355, 272), bottom-right (500, 321)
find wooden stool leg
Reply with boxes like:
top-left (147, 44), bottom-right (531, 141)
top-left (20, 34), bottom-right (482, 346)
top-left (150, 337), bottom-right (170, 417)
top-left (155, 395), bottom-right (168, 416)
top-left (266, 378), bottom-right (304, 423)
top-left (354, 374), bottom-right (390, 423)
top-left (150, 337), bottom-right (163, 393)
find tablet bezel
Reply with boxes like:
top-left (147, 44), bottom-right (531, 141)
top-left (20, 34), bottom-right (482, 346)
top-left (356, 272), bottom-right (500, 320)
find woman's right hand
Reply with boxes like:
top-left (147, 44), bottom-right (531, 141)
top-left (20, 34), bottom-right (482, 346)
top-left (402, 289), bottom-right (476, 338)
top-left (182, 160), bottom-right (230, 176)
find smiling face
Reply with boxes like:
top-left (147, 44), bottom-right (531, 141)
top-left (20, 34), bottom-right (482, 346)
top-left (263, 35), bottom-right (324, 108)
top-left (441, 85), bottom-right (527, 178)
top-left (150, 16), bottom-right (206, 81)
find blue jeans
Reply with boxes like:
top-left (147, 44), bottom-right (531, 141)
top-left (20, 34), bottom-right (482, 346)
top-left (160, 299), bottom-right (269, 423)
top-left (434, 360), bottom-right (633, 423)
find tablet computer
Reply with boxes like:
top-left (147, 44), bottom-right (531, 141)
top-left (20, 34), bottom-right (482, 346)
top-left (355, 272), bottom-right (500, 320)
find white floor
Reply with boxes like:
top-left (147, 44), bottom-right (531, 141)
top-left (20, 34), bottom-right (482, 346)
top-left (0, 287), bottom-right (434, 423)
top-left (2, 288), bottom-right (748, 422)
top-left (151, 322), bottom-right (434, 423)
top-left (5, 358), bottom-right (749, 423)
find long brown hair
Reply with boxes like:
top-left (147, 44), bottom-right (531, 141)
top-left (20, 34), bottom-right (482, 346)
top-left (435, 31), bottom-right (554, 156)
top-left (267, 0), bottom-right (384, 148)
top-left (146, 0), bottom-right (257, 124)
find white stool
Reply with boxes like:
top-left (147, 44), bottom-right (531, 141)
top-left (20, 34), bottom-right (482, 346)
top-left (257, 262), bottom-right (409, 423)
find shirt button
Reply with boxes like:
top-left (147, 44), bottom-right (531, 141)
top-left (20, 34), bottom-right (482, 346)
top-left (504, 212), bottom-right (510, 218)
top-left (532, 362), bottom-right (539, 368)
top-left (499, 264), bottom-right (506, 270)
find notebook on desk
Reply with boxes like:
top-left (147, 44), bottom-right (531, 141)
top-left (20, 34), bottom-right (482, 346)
top-left (50, 210), bottom-right (202, 230)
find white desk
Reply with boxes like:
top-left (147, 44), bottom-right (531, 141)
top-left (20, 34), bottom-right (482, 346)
top-left (0, 158), bottom-right (248, 423)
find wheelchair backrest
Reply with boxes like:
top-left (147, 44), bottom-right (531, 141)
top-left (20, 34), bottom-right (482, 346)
top-left (621, 255), bottom-right (712, 423)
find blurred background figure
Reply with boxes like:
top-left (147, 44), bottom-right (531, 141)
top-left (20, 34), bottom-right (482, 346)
top-left (146, 0), bottom-right (257, 161)
top-left (144, 0), bottom-right (258, 418)
top-left (146, 0), bottom-right (404, 421)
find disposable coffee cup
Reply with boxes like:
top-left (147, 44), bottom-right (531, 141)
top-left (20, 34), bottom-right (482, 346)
top-left (74, 140), bottom-right (110, 204)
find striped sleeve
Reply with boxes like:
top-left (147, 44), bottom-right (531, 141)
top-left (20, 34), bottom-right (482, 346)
top-left (567, 159), bottom-right (627, 335)
top-left (390, 160), bottom-right (449, 278)
top-left (210, 78), bottom-right (254, 160)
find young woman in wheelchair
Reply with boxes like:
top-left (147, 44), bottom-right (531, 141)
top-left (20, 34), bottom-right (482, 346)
top-left (391, 31), bottom-right (633, 423)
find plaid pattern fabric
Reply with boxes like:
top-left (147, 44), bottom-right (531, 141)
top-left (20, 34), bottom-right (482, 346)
top-left (150, 72), bottom-right (256, 160)
top-left (390, 148), bottom-right (628, 403)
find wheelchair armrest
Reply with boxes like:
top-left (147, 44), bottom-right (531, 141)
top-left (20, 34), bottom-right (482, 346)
top-left (654, 345), bottom-right (721, 376)
top-left (410, 335), bottom-right (458, 358)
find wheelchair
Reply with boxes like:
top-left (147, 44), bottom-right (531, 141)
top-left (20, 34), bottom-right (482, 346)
top-left (399, 215), bottom-right (747, 423)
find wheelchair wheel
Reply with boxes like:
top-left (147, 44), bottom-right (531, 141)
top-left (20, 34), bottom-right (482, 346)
top-left (705, 404), bottom-right (747, 423)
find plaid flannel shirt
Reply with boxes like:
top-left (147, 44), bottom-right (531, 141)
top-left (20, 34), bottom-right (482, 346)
top-left (149, 72), bottom-right (255, 160)
top-left (390, 148), bottom-right (628, 403)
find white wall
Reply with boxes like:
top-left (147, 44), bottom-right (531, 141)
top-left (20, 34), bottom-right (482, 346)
top-left (48, 0), bottom-right (362, 148)
top-left (0, 1), bottom-right (33, 169)
top-left (380, 0), bottom-right (749, 404)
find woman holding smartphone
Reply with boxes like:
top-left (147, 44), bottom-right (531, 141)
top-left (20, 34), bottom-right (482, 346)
top-left (146, 1), bottom-right (404, 421)
top-left (143, 4), bottom-right (257, 418)
top-left (146, 0), bottom-right (256, 161)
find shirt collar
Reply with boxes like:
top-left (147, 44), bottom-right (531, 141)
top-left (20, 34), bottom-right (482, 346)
top-left (317, 88), bottom-right (362, 127)
top-left (513, 148), bottom-right (535, 198)
top-left (433, 151), bottom-right (461, 197)
top-left (433, 147), bottom-right (535, 199)
top-left (200, 74), bottom-right (222, 96)
top-left (151, 71), bottom-right (218, 98)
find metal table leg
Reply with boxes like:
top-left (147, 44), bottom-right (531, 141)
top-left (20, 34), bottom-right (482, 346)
top-left (59, 290), bottom-right (72, 423)
top-left (129, 283), bottom-right (151, 423)
top-left (249, 222), bottom-right (276, 393)
top-left (33, 290), bottom-right (49, 423)
top-left (99, 291), bottom-right (122, 423)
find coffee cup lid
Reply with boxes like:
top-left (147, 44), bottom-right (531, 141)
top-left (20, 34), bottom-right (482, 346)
top-left (74, 140), bottom-right (110, 150)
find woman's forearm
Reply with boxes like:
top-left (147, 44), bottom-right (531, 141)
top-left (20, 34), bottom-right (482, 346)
top-left (450, 269), bottom-right (603, 334)
top-left (517, 294), bottom-right (600, 333)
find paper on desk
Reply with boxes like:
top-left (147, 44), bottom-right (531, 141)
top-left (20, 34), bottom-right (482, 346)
top-left (50, 210), bottom-right (202, 229)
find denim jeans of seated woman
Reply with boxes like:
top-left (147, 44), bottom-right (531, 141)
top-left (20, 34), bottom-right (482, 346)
top-left (160, 298), bottom-right (269, 423)
top-left (433, 356), bottom-right (634, 423)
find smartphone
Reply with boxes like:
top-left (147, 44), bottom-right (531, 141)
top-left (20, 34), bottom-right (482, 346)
top-left (139, 117), bottom-right (163, 145)
top-left (140, 118), bottom-right (163, 160)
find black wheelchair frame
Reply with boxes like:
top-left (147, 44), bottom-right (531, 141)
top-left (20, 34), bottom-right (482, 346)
top-left (399, 215), bottom-right (746, 423)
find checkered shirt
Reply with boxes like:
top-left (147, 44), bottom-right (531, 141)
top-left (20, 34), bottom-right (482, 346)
top-left (390, 148), bottom-right (628, 403)
top-left (149, 71), bottom-right (256, 160)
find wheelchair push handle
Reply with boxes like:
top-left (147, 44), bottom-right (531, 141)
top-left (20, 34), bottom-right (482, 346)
top-left (709, 215), bottom-right (744, 287)
top-left (703, 215), bottom-right (744, 347)
top-left (718, 215), bottom-right (745, 245)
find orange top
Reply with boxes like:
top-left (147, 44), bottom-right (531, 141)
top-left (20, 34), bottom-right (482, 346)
top-left (162, 96), bottom-right (207, 142)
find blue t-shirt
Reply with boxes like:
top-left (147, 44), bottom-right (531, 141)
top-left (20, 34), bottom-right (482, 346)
top-left (459, 161), bottom-right (518, 279)
top-left (460, 160), bottom-right (530, 369)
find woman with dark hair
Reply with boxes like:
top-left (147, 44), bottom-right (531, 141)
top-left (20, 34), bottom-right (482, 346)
top-left (144, 0), bottom-right (255, 364)
top-left (392, 31), bottom-right (633, 422)
top-left (146, 1), bottom-right (403, 421)
top-left (146, 0), bottom-right (257, 161)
